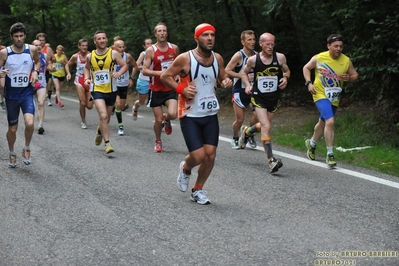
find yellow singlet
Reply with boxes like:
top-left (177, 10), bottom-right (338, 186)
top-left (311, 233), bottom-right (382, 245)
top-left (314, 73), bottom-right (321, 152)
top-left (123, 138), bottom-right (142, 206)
top-left (90, 48), bottom-right (116, 93)
top-left (313, 51), bottom-right (350, 106)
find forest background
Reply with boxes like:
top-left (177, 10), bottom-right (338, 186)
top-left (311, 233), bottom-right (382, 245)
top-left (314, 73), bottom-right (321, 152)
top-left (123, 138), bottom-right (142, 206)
top-left (0, 0), bottom-right (398, 147)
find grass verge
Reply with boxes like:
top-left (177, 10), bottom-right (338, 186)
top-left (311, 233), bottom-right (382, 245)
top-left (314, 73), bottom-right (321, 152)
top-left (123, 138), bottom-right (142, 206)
top-left (272, 108), bottom-right (399, 177)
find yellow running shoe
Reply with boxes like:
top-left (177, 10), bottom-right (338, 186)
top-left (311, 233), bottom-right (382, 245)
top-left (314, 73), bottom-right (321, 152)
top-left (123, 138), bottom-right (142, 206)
top-left (105, 142), bottom-right (114, 154)
top-left (95, 126), bottom-right (102, 146)
top-left (326, 153), bottom-right (337, 168)
top-left (305, 139), bottom-right (316, 160)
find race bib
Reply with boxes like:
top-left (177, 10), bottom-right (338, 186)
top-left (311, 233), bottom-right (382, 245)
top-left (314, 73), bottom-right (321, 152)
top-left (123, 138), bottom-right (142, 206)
top-left (55, 62), bottom-right (63, 70)
top-left (196, 94), bottom-right (220, 113)
top-left (257, 76), bottom-right (278, 93)
top-left (241, 73), bottom-right (255, 88)
top-left (117, 74), bottom-right (126, 82)
top-left (94, 70), bottom-right (111, 85)
top-left (38, 74), bottom-right (45, 82)
top-left (325, 87), bottom-right (342, 103)
top-left (10, 73), bottom-right (29, 87)
top-left (161, 60), bottom-right (173, 70)
top-left (76, 66), bottom-right (84, 76)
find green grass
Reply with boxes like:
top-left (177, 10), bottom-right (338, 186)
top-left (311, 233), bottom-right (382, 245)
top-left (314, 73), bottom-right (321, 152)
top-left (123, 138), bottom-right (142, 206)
top-left (272, 109), bottom-right (399, 177)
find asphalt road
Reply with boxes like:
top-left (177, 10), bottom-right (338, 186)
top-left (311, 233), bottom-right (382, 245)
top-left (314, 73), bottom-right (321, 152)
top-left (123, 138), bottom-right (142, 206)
top-left (0, 94), bottom-right (398, 266)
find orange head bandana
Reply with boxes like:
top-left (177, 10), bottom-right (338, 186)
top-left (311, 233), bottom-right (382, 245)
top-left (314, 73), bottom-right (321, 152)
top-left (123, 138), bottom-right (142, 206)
top-left (194, 25), bottom-right (216, 38)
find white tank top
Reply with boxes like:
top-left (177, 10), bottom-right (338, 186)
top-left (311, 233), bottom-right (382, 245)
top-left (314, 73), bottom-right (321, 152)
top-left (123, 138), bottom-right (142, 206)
top-left (186, 50), bottom-right (220, 118)
top-left (116, 52), bottom-right (129, 87)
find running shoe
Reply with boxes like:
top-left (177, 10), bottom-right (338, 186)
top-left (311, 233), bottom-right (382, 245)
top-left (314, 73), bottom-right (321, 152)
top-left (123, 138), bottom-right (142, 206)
top-left (58, 101), bottom-right (64, 108)
top-left (238, 125), bottom-right (249, 149)
top-left (190, 189), bottom-right (211, 205)
top-left (326, 153), bottom-right (337, 168)
top-left (38, 126), bottom-right (45, 135)
top-left (305, 139), bottom-right (316, 160)
top-left (118, 126), bottom-right (124, 136)
top-left (177, 161), bottom-right (191, 192)
top-left (248, 134), bottom-right (257, 148)
top-left (55, 96), bottom-right (58, 104)
top-left (123, 103), bottom-right (129, 111)
top-left (154, 140), bottom-right (162, 153)
top-left (8, 153), bottom-right (17, 168)
top-left (47, 99), bottom-right (52, 106)
top-left (231, 138), bottom-right (239, 150)
top-left (95, 126), bottom-right (102, 146)
top-left (0, 101), bottom-right (6, 110)
top-left (105, 142), bottom-right (114, 154)
top-left (22, 149), bottom-right (31, 165)
top-left (269, 157), bottom-right (283, 173)
top-left (163, 113), bottom-right (172, 135)
top-left (132, 108), bottom-right (138, 121)
top-left (81, 122), bottom-right (87, 129)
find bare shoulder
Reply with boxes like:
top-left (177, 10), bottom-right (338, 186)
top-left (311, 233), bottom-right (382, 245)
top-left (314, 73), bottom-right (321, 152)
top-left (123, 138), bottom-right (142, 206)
top-left (145, 45), bottom-right (154, 57)
top-left (86, 53), bottom-right (92, 62)
top-left (228, 51), bottom-right (242, 64)
top-left (175, 51), bottom-right (190, 63)
top-left (0, 48), bottom-right (7, 56)
top-left (246, 53), bottom-right (257, 66)
top-left (29, 44), bottom-right (38, 51)
top-left (69, 53), bottom-right (78, 62)
top-left (276, 51), bottom-right (287, 60)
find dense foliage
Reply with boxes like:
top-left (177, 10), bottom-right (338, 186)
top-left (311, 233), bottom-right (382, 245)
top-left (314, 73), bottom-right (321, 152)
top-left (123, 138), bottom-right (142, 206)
top-left (1, 0), bottom-right (398, 131)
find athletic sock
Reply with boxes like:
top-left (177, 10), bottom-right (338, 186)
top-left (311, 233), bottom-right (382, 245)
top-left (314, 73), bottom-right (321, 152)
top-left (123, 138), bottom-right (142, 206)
top-left (116, 109), bottom-right (122, 124)
top-left (192, 185), bottom-right (203, 191)
top-left (310, 138), bottom-right (317, 147)
top-left (261, 136), bottom-right (273, 159)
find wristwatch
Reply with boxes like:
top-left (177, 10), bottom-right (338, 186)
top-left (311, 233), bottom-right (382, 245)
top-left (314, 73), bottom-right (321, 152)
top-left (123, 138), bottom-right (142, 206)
top-left (305, 80), bottom-right (312, 86)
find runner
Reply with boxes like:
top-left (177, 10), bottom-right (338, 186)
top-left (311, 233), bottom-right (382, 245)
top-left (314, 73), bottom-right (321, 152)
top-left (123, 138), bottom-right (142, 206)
top-left (32, 39), bottom-right (52, 134)
top-left (131, 38), bottom-right (152, 121)
top-left (65, 39), bottom-right (94, 129)
top-left (142, 23), bottom-right (179, 152)
top-left (240, 32), bottom-right (291, 173)
top-left (303, 34), bottom-right (359, 168)
top-left (225, 30), bottom-right (258, 149)
top-left (161, 23), bottom-right (232, 204)
top-left (0, 22), bottom-right (41, 167)
top-left (36, 33), bottom-right (55, 106)
top-left (113, 39), bottom-right (138, 135)
top-left (51, 45), bottom-right (68, 108)
top-left (0, 39), bottom-right (6, 110)
top-left (84, 30), bottom-right (128, 154)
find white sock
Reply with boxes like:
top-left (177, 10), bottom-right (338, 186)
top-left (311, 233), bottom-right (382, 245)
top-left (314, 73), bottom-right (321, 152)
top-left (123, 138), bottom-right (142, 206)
top-left (310, 138), bottom-right (317, 147)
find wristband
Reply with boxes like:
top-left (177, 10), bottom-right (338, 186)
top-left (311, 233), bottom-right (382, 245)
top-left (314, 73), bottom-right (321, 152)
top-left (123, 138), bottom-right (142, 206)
top-left (175, 83), bottom-right (185, 94)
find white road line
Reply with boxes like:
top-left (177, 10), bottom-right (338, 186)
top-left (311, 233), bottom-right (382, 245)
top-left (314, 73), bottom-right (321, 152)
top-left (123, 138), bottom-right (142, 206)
top-left (62, 97), bottom-right (399, 189)
top-left (219, 136), bottom-right (399, 189)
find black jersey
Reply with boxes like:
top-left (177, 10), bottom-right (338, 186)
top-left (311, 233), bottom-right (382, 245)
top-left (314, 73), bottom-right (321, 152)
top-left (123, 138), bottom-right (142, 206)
top-left (252, 51), bottom-right (283, 104)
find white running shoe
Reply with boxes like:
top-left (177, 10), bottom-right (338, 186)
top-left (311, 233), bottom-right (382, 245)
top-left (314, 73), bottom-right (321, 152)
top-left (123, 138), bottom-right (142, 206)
top-left (231, 138), bottom-right (240, 150)
top-left (118, 126), bottom-right (124, 136)
top-left (22, 149), bottom-right (31, 165)
top-left (81, 122), bottom-right (87, 129)
top-left (190, 190), bottom-right (211, 205)
top-left (47, 99), bottom-right (52, 106)
top-left (269, 157), bottom-right (283, 173)
top-left (177, 161), bottom-right (190, 192)
top-left (248, 135), bottom-right (257, 148)
top-left (8, 153), bottom-right (17, 168)
top-left (132, 107), bottom-right (138, 121)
